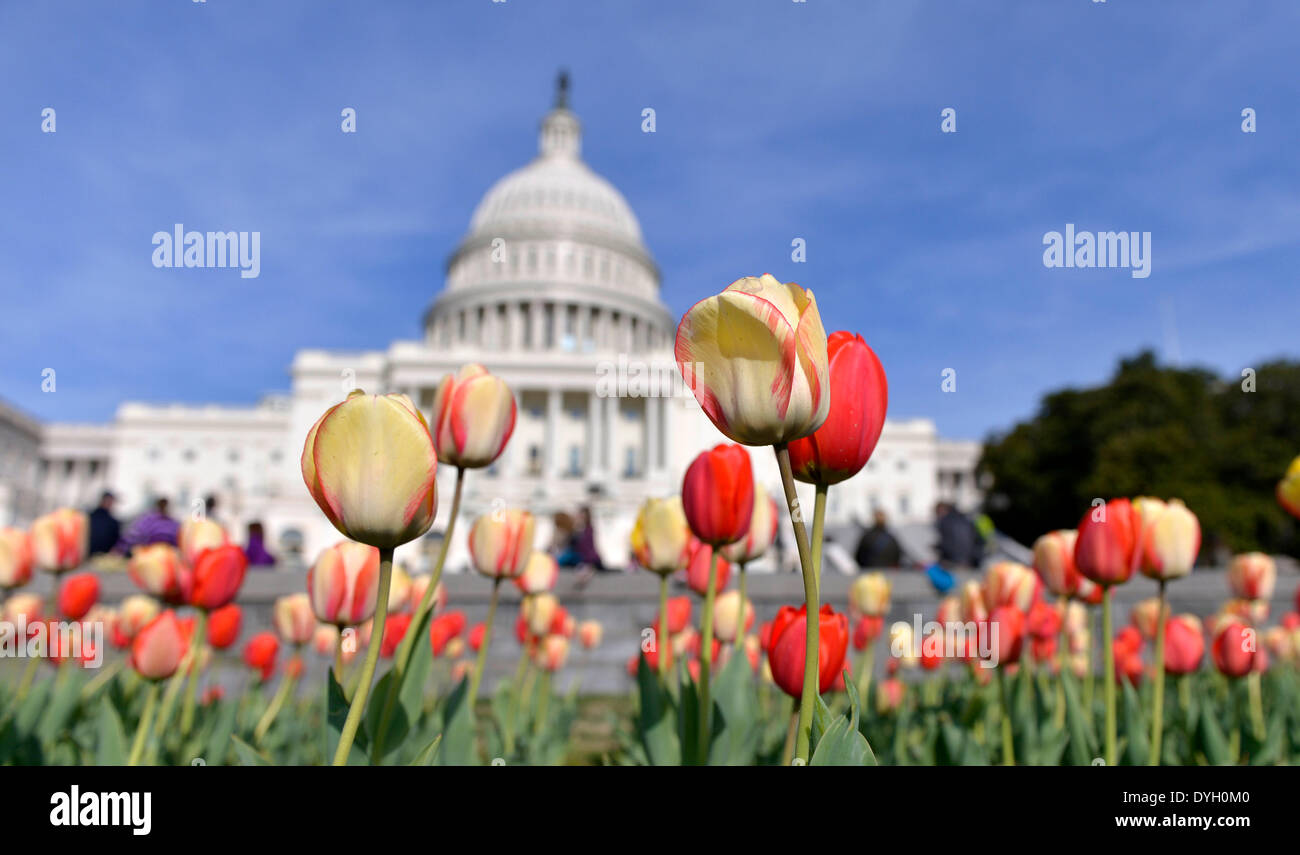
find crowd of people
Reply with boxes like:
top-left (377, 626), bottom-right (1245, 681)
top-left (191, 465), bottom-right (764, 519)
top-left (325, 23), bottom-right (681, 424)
top-left (82, 491), bottom-right (276, 567)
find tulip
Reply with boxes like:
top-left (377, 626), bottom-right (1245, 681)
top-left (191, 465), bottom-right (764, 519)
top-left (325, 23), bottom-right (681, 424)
top-left (537, 634), bottom-right (570, 671)
top-left (187, 545), bottom-right (246, 610)
top-left (983, 561), bottom-right (1037, 612)
top-left (117, 595), bottom-right (161, 643)
top-left (712, 590), bottom-right (753, 644)
top-left (3, 592), bottom-right (43, 625)
top-left (1113, 626), bottom-right (1144, 685)
top-left (1263, 626), bottom-right (1294, 664)
top-left (550, 606), bottom-right (574, 639)
top-left (984, 606), bottom-right (1025, 666)
top-left (128, 543), bottom-right (186, 604)
top-left (852, 615), bottom-right (884, 650)
top-left (430, 363), bottom-right (517, 469)
top-left (681, 444), bottom-right (754, 547)
top-left (631, 496), bottom-right (692, 575)
top-left (380, 613), bottom-right (411, 658)
top-left (515, 550), bottom-right (558, 595)
top-left (1032, 529), bottom-right (1079, 597)
top-left (273, 593), bottom-right (316, 645)
top-left (468, 621), bottom-right (486, 652)
top-left (313, 624), bottom-right (340, 658)
top-left (178, 518), bottom-right (229, 568)
top-left (959, 580), bottom-right (988, 623)
top-left (1073, 497), bottom-right (1138, 767)
top-left (1211, 620), bottom-right (1257, 678)
top-left (1227, 552), bottom-right (1276, 601)
top-left (685, 541), bottom-right (731, 596)
top-left (468, 509), bottom-right (535, 579)
top-left (675, 274), bottom-right (829, 446)
top-left (1130, 597), bottom-right (1162, 639)
top-left (787, 331), bottom-right (888, 485)
top-left (243, 632), bottom-right (280, 681)
top-left (1277, 454), bottom-right (1300, 519)
top-left (408, 574), bottom-right (446, 617)
top-left (430, 611), bottom-right (467, 657)
top-left (766, 604), bottom-right (850, 698)
top-left (1134, 498), bottom-right (1200, 581)
top-left (206, 603), bottom-right (241, 650)
top-left (652, 597), bottom-right (693, 638)
top-left (888, 621), bottom-right (919, 669)
top-left (31, 508), bottom-right (89, 574)
top-left (876, 678), bottom-right (905, 715)
top-left (721, 486), bottom-right (778, 565)
top-left (523, 593), bottom-right (559, 639)
top-left (0, 527), bottom-right (34, 590)
top-left (1027, 600), bottom-right (1062, 639)
top-left (1163, 615), bottom-right (1204, 675)
top-left (57, 572), bottom-right (99, 621)
top-left (126, 610), bottom-right (188, 765)
top-left (849, 572), bottom-right (892, 618)
top-left (578, 619), bottom-right (602, 649)
top-left (308, 540), bottom-right (381, 627)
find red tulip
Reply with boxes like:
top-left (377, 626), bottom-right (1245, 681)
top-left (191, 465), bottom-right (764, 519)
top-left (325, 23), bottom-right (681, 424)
top-left (1074, 499), bottom-right (1138, 587)
top-left (981, 605), bottom-right (1025, 665)
top-left (1113, 626), bottom-right (1144, 685)
top-left (430, 611), bottom-right (467, 657)
top-left (243, 631), bottom-right (279, 680)
top-left (57, 572), bottom-right (99, 621)
top-left (188, 544), bottom-right (247, 610)
top-left (130, 611), bottom-right (188, 680)
top-left (652, 597), bottom-right (693, 639)
top-left (852, 615), bottom-right (883, 650)
top-left (206, 603), bottom-right (242, 650)
top-left (1211, 621), bottom-right (1257, 678)
top-left (685, 541), bottom-right (731, 596)
top-left (468, 622), bottom-right (486, 652)
top-left (766, 604), bottom-right (850, 697)
top-left (380, 613), bottom-right (411, 658)
top-left (1163, 615), bottom-right (1204, 675)
top-left (787, 331), bottom-right (887, 485)
top-left (681, 444), bottom-right (754, 546)
top-left (1026, 600), bottom-right (1062, 639)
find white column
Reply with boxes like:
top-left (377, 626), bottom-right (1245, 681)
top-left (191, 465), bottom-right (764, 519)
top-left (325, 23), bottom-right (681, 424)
top-left (507, 304), bottom-right (521, 350)
top-left (586, 392), bottom-right (601, 478)
top-left (645, 397), bottom-right (660, 477)
top-left (546, 388), bottom-right (561, 477)
top-left (550, 303), bottom-right (564, 350)
top-left (602, 392), bottom-right (616, 474)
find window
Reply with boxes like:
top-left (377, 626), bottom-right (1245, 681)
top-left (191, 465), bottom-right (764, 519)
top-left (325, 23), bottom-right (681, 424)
top-left (527, 445), bottom-right (541, 476)
top-left (567, 446), bottom-right (581, 477)
top-left (623, 447), bottom-right (638, 478)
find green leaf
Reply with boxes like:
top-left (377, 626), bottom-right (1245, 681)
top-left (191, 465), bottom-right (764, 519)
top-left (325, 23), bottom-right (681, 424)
top-left (230, 735), bottom-right (271, 766)
top-left (37, 668), bottom-right (84, 745)
top-left (410, 733), bottom-right (442, 766)
top-left (634, 653), bottom-right (680, 766)
top-left (1197, 698), bottom-right (1232, 766)
top-left (675, 662), bottom-right (701, 766)
top-left (325, 667), bottom-right (369, 766)
top-left (203, 695), bottom-right (239, 766)
top-left (809, 680), bottom-right (876, 767)
top-left (1061, 670), bottom-right (1095, 765)
top-left (94, 698), bottom-right (128, 766)
top-left (436, 676), bottom-right (479, 766)
top-left (707, 651), bottom-right (760, 766)
top-left (1121, 679), bottom-right (1148, 766)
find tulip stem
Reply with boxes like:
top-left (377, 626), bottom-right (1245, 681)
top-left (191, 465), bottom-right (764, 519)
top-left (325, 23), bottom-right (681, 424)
top-left (179, 608), bottom-right (208, 737)
top-left (657, 574), bottom-right (669, 680)
top-left (254, 658), bottom-right (298, 745)
top-left (698, 549), bottom-right (719, 763)
top-left (147, 662), bottom-right (186, 763)
top-left (467, 577), bottom-right (502, 712)
top-left (371, 467), bottom-right (465, 761)
top-left (997, 668), bottom-right (1015, 765)
top-left (736, 561), bottom-right (748, 644)
top-left (1054, 595), bottom-right (1068, 730)
top-left (127, 682), bottom-right (160, 766)
top-left (783, 697), bottom-right (800, 766)
top-left (533, 670), bottom-right (552, 738)
top-left (1102, 588), bottom-right (1116, 766)
top-left (332, 548), bottom-right (393, 766)
top-left (503, 644), bottom-right (532, 756)
top-left (1247, 672), bottom-right (1265, 742)
top-left (15, 653), bottom-right (40, 701)
top-left (810, 483), bottom-right (827, 603)
top-left (334, 636), bottom-right (346, 695)
top-left (774, 443), bottom-right (818, 765)
top-left (1148, 581), bottom-right (1167, 766)
top-left (855, 645), bottom-right (875, 711)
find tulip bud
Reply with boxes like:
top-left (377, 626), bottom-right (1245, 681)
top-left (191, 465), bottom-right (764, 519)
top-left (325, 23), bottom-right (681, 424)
top-left (57, 572), bottom-right (99, 621)
top-left (959, 580), bottom-right (987, 623)
top-left (983, 561), bottom-right (1037, 612)
top-left (875, 677), bottom-right (905, 715)
top-left (515, 550), bottom-right (558, 595)
top-left (128, 543), bottom-right (186, 604)
top-left (675, 274), bottom-right (829, 445)
top-left (3, 592), bottom-right (43, 626)
top-left (982, 606), bottom-right (1025, 666)
top-left (721, 485), bottom-right (778, 564)
top-left (468, 622), bottom-right (486, 652)
top-left (523, 593), bottom-right (559, 639)
top-left (849, 572), bottom-right (891, 618)
top-left (712, 590), bottom-right (753, 644)
top-left (1032, 529), bottom-right (1079, 597)
top-left (685, 541), bottom-right (731, 596)
top-left (1134, 497), bottom-right (1200, 581)
top-left (131, 611), bottom-right (187, 680)
top-left (1113, 626), bottom-right (1144, 685)
top-left (1027, 600), bottom-right (1062, 639)
top-left (313, 624), bottom-right (339, 658)
top-left (1227, 552), bottom-right (1276, 601)
top-left (188, 544), bottom-right (247, 610)
top-left (578, 619), bottom-right (603, 650)
top-left (766, 604), bottom-right (850, 697)
top-left (537, 633), bottom-right (569, 672)
top-left (273, 593), bottom-right (316, 645)
top-left (787, 331), bottom-right (887, 484)
top-left (1211, 620), bottom-right (1257, 678)
top-left (1074, 498), bottom-right (1138, 587)
top-left (178, 518), bottom-right (229, 568)
top-left (1263, 626), bottom-right (1295, 664)
top-left (652, 597), bottom-right (692, 639)
top-left (243, 631), bottom-right (280, 680)
top-left (115, 594), bottom-right (160, 644)
top-left (308, 540), bottom-right (381, 627)
top-left (379, 613), bottom-right (411, 658)
top-left (1163, 614), bottom-right (1204, 675)
top-left (468, 509), bottom-right (535, 578)
top-left (630, 497), bottom-right (692, 575)
top-left (430, 364), bottom-right (517, 469)
top-left (301, 390), bottom-right (439, 549)
top-left (1129, 597), bottom-right (1163, 639)
top-left (852, 615), bottom-right (883, 650)
top-left (31, 508), bottom-right (89, 574)
top-left (430, 611), bottom-right (467, 657)
top-left (681, 444), bottom-right (754, 546)
top-left (0, 527), bottom-right (34, 590)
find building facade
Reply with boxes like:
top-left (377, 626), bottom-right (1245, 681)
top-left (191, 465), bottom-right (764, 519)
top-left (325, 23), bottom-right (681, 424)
top-left (6, 86), bottom-right (982, 571)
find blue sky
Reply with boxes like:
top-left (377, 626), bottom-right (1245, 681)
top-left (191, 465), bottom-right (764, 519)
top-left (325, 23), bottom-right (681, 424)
top-left (2, 0), bottom-right (1297, 441)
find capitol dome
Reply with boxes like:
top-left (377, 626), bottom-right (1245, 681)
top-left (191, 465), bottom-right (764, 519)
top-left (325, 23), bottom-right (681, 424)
top-left (426, 76), bottom-right (672, 356)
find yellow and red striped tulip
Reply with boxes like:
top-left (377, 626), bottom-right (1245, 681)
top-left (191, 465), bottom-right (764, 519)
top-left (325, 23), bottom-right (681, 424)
top-left (983, 561), bottom-right (1037, 612)
top-left (1277, 454), bottom-right (1300, 519)
top-left (178, 518), bottom-right (229, 568)
top-left (30, 508), bottom-right (88, 574)
top-left (307, 540), bottom-right (381, 627)
top-left (675, 274), bottom-right (829, 445)
top-left (301, 390), bottom-right (438, 549)
top-left (721, 484), bottom-right (779, 564)
top-left (128, 543), bottom-right (185, 604)
top-left (1133, 497), bottom-right (1200, 581)
top-left (131, 611), bottom-right (188, 680)
top-left (630, 496), bottom-right (691, 575)
top-left (468, 509), bottom-right (535, 579)
top-left (0, 527), bottom-right (34, 590)
top-left (430, 364), bottom-right (517, 469)
top-left (2, 592), bottom-right (42, 625)
top-left (273, 593), bottom-right (317, 645)
top-left (1228, 552), bottom-right (1276, 601)
top-left (1032, 529), bottom-right (1079, 597)
top-left (849, 572), bottom-right (892, 618)
top-left (118, 594), bottom-right (160, 641)
top-left (712, 590), bottom-right (754, 644)
top-left (959, 580), bottom-right (988, 623)
top-left (523, 592), bottom-right (559, 639)
top-left (515, 550), bottom-right (558, 595)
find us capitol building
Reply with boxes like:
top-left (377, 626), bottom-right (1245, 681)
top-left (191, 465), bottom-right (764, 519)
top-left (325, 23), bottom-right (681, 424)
top-left (0, 81), bottom-right (982, 572)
